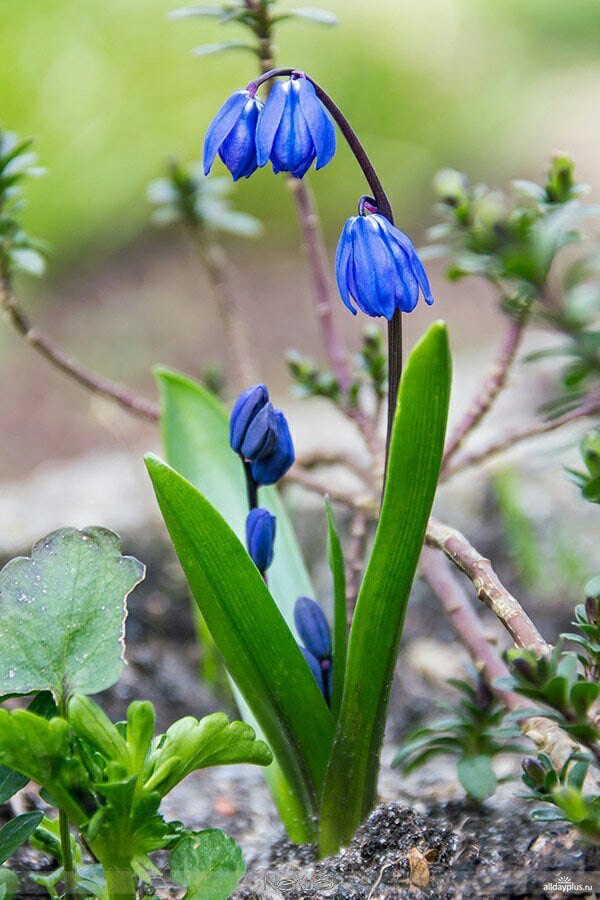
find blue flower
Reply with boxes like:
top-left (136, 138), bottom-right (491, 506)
top-left (230, 384), bottom-right (269, 454)
top-left (204, 89), bottom-right (264, 181)
top-left (335, 209), bottom-right (434, 319)
top-left (229, 385), bottom-right (296, 486)
top-left (294, 597), bottom-right (331, 660)
top-left (249, 409), bottom-right (295, 485)
top-left (256, 73), bottom-right (336, 180)
top-left (245, 508), bottom-right (276, 573)
top-left (300, 646), bottom-right (324, 695)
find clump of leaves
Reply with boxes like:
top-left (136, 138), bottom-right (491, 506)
top-left (286, 350), bottom-right (341, 403)
top-left (393, 670), bottom-right (526, 801)
top-left (567, 430), bottom-right (600, 504)
top-left (148, 158), bottom-right (262, 238)
top-left (0, 129), bottom-right (48, 277)
top-left (0, 528), bottom-right (271, 898)
top-left (520, 754), bottom-right (600, 844)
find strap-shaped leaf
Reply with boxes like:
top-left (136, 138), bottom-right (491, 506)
top-left (145, 455), bottom-right (334, 829)
top-left (325, 500), bottom-right (347, 720)
top-left (319, 323), bottom-right (451, 855)
top-left (0, 811), bottom-right (43, 866)
top-left (0, 528), bottom-right (145, 706)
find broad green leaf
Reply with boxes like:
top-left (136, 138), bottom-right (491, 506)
top-left (0, 528), bottom-right (145, 707)
top-left (0, 710), bottom-right (88, 825)
top-left (145, 454), bottom-right (333, 834)
top-left (171, 830), bottom-right (245, 900)
top-left (0, 867), bottom-right (19, 899)
top-left (325, 500), bottom-right (347, 720)
top-left (0, 693), bottom-right (57, 805)
top-left (0, 812), bottom-right (43, 865)
top-left (457, 755), bottom-right (497, 800)
top-left (319, 323), bottom-right (451, 855)
top-left (155, 368), bottom-right (314, 628)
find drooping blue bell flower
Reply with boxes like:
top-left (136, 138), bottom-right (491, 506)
top-left (294, 596), bottom-right (332, 659)
top-left (230, 384), bottom-right (269, 454)
top-left (256, 72), bottom-right (336, 180)
top-left (204, 89), bottom-right (264, 181)
top-left (245, 508), bottom-right (276, 573)
top-left (335, 202), bottom-right (434, 319)
top-left (249, 409), bottom-right (295, 486)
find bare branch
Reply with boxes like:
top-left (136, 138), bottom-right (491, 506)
top-left (284, 467), bottom-right (378, 517)
top-left (425, 516), bottom-right (550, 655)
top-left (443, 392), bottom-right (600, 480)
top-left (443, 315), bottom-right (526, 467)
top-left (0, 269), bottom-right (159, 421)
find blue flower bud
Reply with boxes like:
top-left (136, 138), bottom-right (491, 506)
top-left (250, 409), bottom-right (295, 485)
top-left (294, 596), bottom-right (331, 660)
top-left (230, 384), bottom-right (269, 454)
top-left (240, 403), bottom-right (279, 461)
top-left (245, 508), bottom-right (276, 573)
top-left (300, 646), bottom-right (324, 695)
top-left (204, 89), bottom-right (264, 181)
top-left (335, 208), bottom-right (434, 319)
top-left (256, 73), bottom-right (336, 180)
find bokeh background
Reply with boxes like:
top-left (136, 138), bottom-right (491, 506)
top-left (1, 0), bottom-right (599, 605)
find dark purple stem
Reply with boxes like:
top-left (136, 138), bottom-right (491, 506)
top-left (250, 67), bottom-right (403, 471)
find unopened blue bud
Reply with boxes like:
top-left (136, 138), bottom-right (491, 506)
top-left (204, 89), bottom-right (264, 181)
top-left (230, 384), bottom-right (269, 454)
top-left (241, 403), bottom-right (279, 461)
top-left (250, 409), bottom-right (295, 485)
top-left (336, 208), bottom-right (434, 319)
top-left (256, 73), bottom-right (336, 180)
top-left (294, 596), bottom-right (331, 660)
top-left (245, 508), bottom-right (276, 573)
top-left (300, 646), bottom-right (325, 695)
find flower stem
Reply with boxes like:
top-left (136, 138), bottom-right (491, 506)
top-left (58, 696), bottom-right (77, 900)
top-left (243, 459), bottom-right (258, 510)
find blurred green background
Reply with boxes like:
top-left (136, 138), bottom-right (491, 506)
top-left (1, 0), bottom-right (600, 481)
top-left (2, 0), bottom-right (600, 266)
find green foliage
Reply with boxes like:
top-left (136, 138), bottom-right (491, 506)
top-left (521, 754), bottom-right (600, 843)
top-left (170, 829), bottom-right (246, 900)
top-left (0, 129), bottom-right (47, 276)
top-left (148, 159), bottom-right (262, 238)
top-left (0, 528), bottom-right (145, 708)
top-left (566, 430), bottom-right (600, 503)
top-left (0, 813), bottom-right (43, 866)
top-left (325, 500), bottom-right (347, 721)
top-left (393, 671), bottom-right (526, 801)
top-left (492, 469), bottom-right (541, 589)
top-left (318, 323), bottom-right (451, 855)
top-left (359, 326), bottom-right (387, 403)
top-left (145, 453), bottom-right (333, 840)
top-left (287, 351), bottom-right (341, 403)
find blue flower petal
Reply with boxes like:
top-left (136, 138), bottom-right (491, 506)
top-left (250, 409), bottom-right (295, 485)
top-left (389, 222), bottom-right (435, 306)
top-left (350, 217), bottom-right (396, 319)
top-left (376, 217), bottom-right (419, 313)
top-left (246, 508), bottom-right (276, 572)
top-left (241, 403), bottom-right (279, 460)
top-left (272, 80), bottom-right (314, 178)
top-left (219, 98), bottom-right (261, 181)
top-left (203, 91), bottom-right (250, 175)
top-left (300, 646), bottom-right (324, 694)
top-left (294, 596), bottom-right (331, 660)
top-left (229, 384), bottom-right (269, 453)
top-left (335, 218), bottom-right (358, 315)
top-left (256, 82), bottom-right (287, 168)
top-left (297, 78), bottom-right (336, 171)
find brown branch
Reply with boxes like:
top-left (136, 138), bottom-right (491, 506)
top-left (420, 547), bottom-right (598, 785)
top-left (0, 269), bottom-right (159, 421)
top-left (283, 467), bottom-right (378, 517)
top-left (425, 516), bottom-right (550, 655)
top-left (442, 315), bottom-right (526, 467)
top-left (443, 393), bottom-right (600, 481)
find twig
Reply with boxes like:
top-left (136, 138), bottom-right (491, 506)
top-left (0, 268), bottom-right (159, 421)
top-left (296, 447), bottom-right (374, 485)
top-left (420, 547), bottom-right (599, 787)
top-left (196, 233), bottom-right (258, 390)
top-left (345, 511), bottom-right (369, 622)
top-left (284, 467), bottom-right (378, 517)
top-left (442, 315), bottom-right (526, 467)
top-left (425, 517), bottom-right (550, 655)
top-left (443, 393), bottom-right (600, 480)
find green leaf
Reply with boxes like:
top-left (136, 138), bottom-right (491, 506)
top-left (171, 830), bottom-right (246, 900)
top-left (193, 41), bottom-right (255, 57)
top-left (0, 867), bottom-right (19, 899)
top-left (274, 8), bottom-right (338, 26)
top-left (457, 755), bottom-right (497, 800)
top-left (0, 812), bottom-right (43, 865)
top-left (0, 528), bottom-right (145, 707)
top-left (319, 323), bottom-right (451, 855)
top-left (325, 500), bottom-right (347, 720)
top-left (0, 693), bottom-right (57, 804)
top-left (145, 455), bottom-right (334, 837)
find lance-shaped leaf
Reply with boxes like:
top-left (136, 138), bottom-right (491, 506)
top-left (145, 454), bottom-right (333, 830)
top-left (319, 322), bottom-right (451, 855)
top-left (325, 500), bottom-right (347, 720)
top-left (0, 528), bottom-right (145, 707)
top-left (0, 811), bottom-right (44, 866)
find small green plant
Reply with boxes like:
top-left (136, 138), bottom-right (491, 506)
top-left (520, 754), bottom-right (600, 844)
top-left (567, 430), bottom-right (600, 504)
top-left (393, 671), bottom-right (526, 801)
top-left (0, 528), bottom-right (271, 898)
